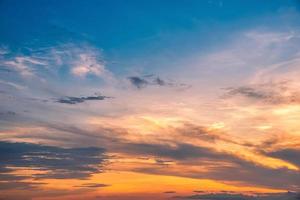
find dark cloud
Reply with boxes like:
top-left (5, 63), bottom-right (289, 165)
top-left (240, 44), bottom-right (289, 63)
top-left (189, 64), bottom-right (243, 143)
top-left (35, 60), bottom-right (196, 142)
top-left (222, 82), bottom-right (300, 105)
top-left (119, 142), bottom-right (230, 160)
top-left (0, 181), bottom-right (45, 191)
top-left (155, 158), bottom-right (173, 165)
top-left (224, 86), bottom-right (274, 99)
top-left (176, 193), bottom-right (255, 200)
top-left (265, 148), bottom-right (300, 168)
top-left (193, 191), bottom-right (205, 193)
top-left (175, 123), bottom-right (220, 142)
top-left (2, 122), bottom-right (300, 192)
top-left (154, 77), bottom-right (166, 86)
top-left (0, 68), bottom-right (13, 73)
top-left (128, 75), bottom-right (190, 90)
top-left (56, 94), bottom-right (112, 104)
top-left (119, 141), bottom-right (300, 190)
top-left (164, 191), bottom-right (176, 194)
top-left (0, 141), bottom-right (107, 190)
top-left (128, 76), bottom-right (149, 89)
top-left (0, 111), bottom-right (16, 120)
top-left (41, 122), bottom-right (122, 146)
top-left (175, 192), bottom-right (300, 200)
top-left (190, 157), bottom-right (300, 190)
top-left (74, 183), bottom-right (109, 188)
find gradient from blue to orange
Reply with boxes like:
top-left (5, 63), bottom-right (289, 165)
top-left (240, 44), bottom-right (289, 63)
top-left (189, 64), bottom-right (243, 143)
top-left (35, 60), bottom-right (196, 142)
top-left (1, 0), bottom-right (300, 199)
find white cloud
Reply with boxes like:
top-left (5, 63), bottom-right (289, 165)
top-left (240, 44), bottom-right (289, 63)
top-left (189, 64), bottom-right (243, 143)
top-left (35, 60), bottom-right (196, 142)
top-left (3, 56), bottom-right (47, 77)
top-left (178, 29), bottom-right (300, 88)
top-left (245, 31), bottom-right (296, 46)
top-left (0, 44), bottom-right (114, 82)
top-left (71, 52), bottom-right (107, 78)
top-left (0, 47), bottom-right (9, 55)
top-left (0, 80), bottom-right (26, 90)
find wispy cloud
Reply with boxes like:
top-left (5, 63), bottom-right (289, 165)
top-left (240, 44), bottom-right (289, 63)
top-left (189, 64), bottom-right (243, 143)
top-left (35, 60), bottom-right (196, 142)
top-left (0, 46), bottom-right (9, 55)
top-left (56, 94), bottom-right (112, 105)
top-left (128, 74), bottom-right (190, 90)
top-left (115, 137), bottom-right (300, 190)
top-left (222, 81), bottom-right (300, 105)
top-left (0, 141), bottom-right (107, 189)
top-left (128, 76), bottom-right (149, 89)
top-left (265, 148), bottom-right (300, 168)
top-left (2, 56), bottom-right (47, 77)
top-left (74, 183), bottom-right (109, 188)
top-left (0, 44), bottom-right (114, 81)
top-left (163, 191), bottom-right (176, 194)
top-left (175, 192), bottom-right (300, 200)
top-left (71, 52), bottom-right (107, 78)
top-left (0, 80), bottom-right (26, 90)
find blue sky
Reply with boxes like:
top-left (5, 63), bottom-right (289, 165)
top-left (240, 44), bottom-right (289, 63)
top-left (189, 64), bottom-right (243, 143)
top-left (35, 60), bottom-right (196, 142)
top-left (0, 1), bottom-right (297, 82)
top-left (2, 0), bottom-right (299, 75)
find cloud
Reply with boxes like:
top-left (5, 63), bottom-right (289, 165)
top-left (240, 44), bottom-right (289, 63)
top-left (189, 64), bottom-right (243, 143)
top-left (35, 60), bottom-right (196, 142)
top-left (1, 119), bottom-right (300, 191)
top-left (0, 141), bottom-right (107, 190)
top-left (71, 52), bottom-right (108, 78)
top-left (176, 193), bottom-right (254, 200)
top-left (117, 139), bottom-right (300, 190)
top-left (0, 181), bottom-right (45, 192)
top-left (0, 111), bottom-right (16, 121)
top-left (0, 44), bottom-right (113, 81)
top-left (128, 76), bottom-right (149, 89)
top-left (0, 68), bottom-right (13, 73)
top-left (120, 142), bottom-right (230, 160)
top-left (222, 81), bottom-right (300, 105)
top-left (56, 94), bottom-right (112, 105)
top-left (164, 191), bottom-right (176, 194)
top-left (128, 74), bottom-right (190, 90)
top-left (1, 56), bottom-right (46, 77)
top-left (265, 148), bottom-right (300, 168)
top-left (4, 121), bottom-right (300, 191)
top-left (155, 158), bottom-right (174, 165)
top-left (54, 45), bottom-right (115, 82)
top-left (0, 80), bottom-right (26, 90)
top-left (175, 192), bottom-right (300, 200)
top-left (0, 46), bottom-right (9, 55)
top-left (74, 183), bottom-right (109, 188)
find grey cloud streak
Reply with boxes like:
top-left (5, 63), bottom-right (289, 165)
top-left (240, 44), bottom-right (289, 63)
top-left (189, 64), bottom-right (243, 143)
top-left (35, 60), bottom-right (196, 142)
top-left (128, 74), bottom-right (191, 90)
top-left (118, 141), bottom-right (300, 190)
top-left (56, 94), bottom-right (112, 104)
top-left (7, 121), bottom-right (300, 190)
top-left (2, 121), bottom-right (300, 191)
top-left (222, 82), bottom-right (300, 105)
top-left (0, 141), bottom-right (107, 190)
top-left (265, 148), bottom-right (300, 168)
top-left (175, 192), bottom-right (300, 200)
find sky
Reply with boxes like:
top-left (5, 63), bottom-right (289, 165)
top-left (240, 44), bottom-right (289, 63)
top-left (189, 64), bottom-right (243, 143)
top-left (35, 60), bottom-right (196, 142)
top-left (1, 0), bottom-right (300, 199)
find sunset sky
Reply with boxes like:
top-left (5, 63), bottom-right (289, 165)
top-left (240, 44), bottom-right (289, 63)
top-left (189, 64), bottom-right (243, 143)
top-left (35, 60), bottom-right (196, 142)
top-left (1, 0), bottom-right (300, 199)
